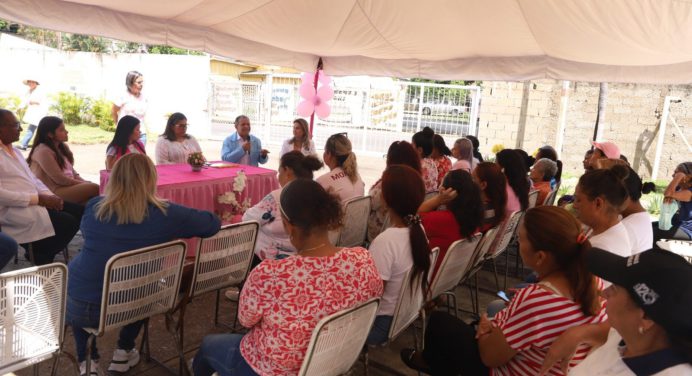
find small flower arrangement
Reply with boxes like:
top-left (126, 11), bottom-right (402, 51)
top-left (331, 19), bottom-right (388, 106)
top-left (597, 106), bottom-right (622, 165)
top-left (187, 152), bottom-right (206, 171)
top-left (491, 144), bottom-right (505, 154)
top-left (217, 170), bottom-right (251, 222)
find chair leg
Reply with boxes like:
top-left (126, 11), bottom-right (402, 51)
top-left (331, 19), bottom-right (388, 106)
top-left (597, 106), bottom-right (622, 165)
top-left (85, 334), bottom-right (96, 376)
top-left (28, 243), bottom-right (36, 264)
top-left (492, 259), bottom-right (500, 292)
top-left (474, 273), bottom-right (480, 315)
top-left (62, 247), bottom-right (70, 263)
top-left (214, 290), bottom-right (221, 326)
top-left (140, 319), bottom-right (151, 361)
top-left (14, 248), bottom-right (18, 264)
top-left (363, 347), bottom-right (369, 376)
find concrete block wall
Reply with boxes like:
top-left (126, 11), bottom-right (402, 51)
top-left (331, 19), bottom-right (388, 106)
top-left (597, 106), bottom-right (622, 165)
top-left (478, 80), bottom-right (692, 179)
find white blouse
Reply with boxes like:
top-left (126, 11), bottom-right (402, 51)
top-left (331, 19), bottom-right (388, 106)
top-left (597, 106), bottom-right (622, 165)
top-left (155, 136), bottom-right (202, 165)
top-left (279, 138), bottom-right (317, 157)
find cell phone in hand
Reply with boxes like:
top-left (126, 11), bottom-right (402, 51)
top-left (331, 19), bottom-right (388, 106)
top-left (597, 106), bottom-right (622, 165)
top-left (497, 291), bottom-right (510, 302)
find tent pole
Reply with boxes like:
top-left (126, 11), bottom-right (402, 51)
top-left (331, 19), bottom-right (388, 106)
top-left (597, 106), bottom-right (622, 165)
top-left (652, 96), bottom-right (678, 180)
top-left (555, 80), bottom-right (570, 158)
top-left (308, 58), bottom-right (323, 136)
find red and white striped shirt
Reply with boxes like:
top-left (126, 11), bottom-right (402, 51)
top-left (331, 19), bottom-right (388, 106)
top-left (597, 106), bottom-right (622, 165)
top-left (491, 283), bottom-right (607, 376)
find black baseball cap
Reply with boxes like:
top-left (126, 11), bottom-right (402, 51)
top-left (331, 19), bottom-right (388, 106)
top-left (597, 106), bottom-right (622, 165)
top-left (587, 248), bottom-right (692, 335)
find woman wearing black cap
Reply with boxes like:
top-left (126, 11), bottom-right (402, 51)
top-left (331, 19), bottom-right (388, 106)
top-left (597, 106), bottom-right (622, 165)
top-left (541, 248), bottom-right (692, 375)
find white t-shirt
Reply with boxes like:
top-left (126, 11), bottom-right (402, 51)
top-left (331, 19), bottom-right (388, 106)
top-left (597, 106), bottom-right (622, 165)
top-left (22, 87), bottom-right (47, 125)
top-left (570, 328), bottom-right (692, 376)
top-left (589, 222), bottom-right (632, 257)
top-left (280, 138), bottom-right (316, 157)
top-left (316, 167), bottom-right (365, 203)
top-left (369, 227), bottom-right (413, 316)
top-left (113, 91), bottom-right (148, 131)
top-left (621, 212), bottom-right (654, 253)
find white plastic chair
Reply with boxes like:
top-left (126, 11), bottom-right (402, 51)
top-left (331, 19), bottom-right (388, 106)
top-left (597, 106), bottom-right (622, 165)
top-left (0, 263), bottom-right (77, 376)
top-left (528, 190), bottom-right (539, 208)
top-left (543, 189), bottom-right (558, 206)
top-left (84, 241), bottom-right (187, 374)
top-left (335, 196), bottom-right (371, 247)
top-left (426, 234), bottom-right (482, 318)
top-left (298, 298), bottom-right (380, 376)
top-left (484, 211), bottom-right (523, 291)
top-left (657, 239), bottom-right (692, 262)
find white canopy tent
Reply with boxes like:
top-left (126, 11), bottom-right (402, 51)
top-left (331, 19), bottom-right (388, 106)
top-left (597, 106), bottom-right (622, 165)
top-left (2, 0), bottom-right (692, 83)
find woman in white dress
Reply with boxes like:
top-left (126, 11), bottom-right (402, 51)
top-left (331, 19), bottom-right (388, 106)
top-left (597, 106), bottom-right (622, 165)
top-left (242, 151), bottom-right (323, 260)
top-left (280, 118), bottom-right (316, 157)
top-left (112, 71), bottom-right (148, 144)
top-left (155, 112), bottom-right (202, 165)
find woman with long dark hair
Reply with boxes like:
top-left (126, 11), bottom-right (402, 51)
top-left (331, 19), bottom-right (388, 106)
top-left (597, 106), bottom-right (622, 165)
top-left (496, 149), bottom-right (530, 212)
top-left (366, 164), bottom-right (431, 345)
top-left (367, 140), bottom-right (422, 242)
top-left (412, 127), bottom-right (439, 192)
top-left (155, 112), bottom-right (202, 165)
top-left (430, 134), bottom-right (452, 187)
top-left (27, 116), bottom-right (99, 205)
top-left (473, 162), bottom-right (508, 230)
top-left (419, 169), bottom-right (484, 278)
top-left (402, 206), bottom-right (606, 375)
top-left (105, 115), bottom-right (146, 169)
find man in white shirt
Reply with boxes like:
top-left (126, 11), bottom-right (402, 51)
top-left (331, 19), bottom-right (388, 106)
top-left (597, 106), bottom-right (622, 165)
top-left (0, 109), bottom-right (82, 265)
top-left (18, 78), bottom-right (47, 150)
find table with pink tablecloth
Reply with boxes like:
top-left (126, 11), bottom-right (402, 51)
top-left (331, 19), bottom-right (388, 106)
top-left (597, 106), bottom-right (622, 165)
top-left (100, 163), bottom-right (279, 255)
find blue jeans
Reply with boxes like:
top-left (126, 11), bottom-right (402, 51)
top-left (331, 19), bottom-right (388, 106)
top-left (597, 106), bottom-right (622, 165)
top-left (0, 232), bottom-right (18, 270)
top-left (66, 296), bottom-right (145, 362)
top-left (366, 315), bottom-right (393, 345)
top-left (193, 334), bottom-right (257, 376)
top-left (19, 123), bottom-right (37, 148)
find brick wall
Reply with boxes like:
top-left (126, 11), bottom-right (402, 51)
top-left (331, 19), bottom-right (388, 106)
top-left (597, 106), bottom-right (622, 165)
top-left (478, 80), bottom-right (692, 179)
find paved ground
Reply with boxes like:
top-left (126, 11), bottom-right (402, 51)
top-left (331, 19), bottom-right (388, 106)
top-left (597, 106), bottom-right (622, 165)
top-left (5, 139), bottom-right (525, 375)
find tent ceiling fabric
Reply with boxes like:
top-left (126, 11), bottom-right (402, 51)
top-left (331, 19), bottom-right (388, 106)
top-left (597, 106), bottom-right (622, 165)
top-left (2, 0), bottom-right (692, 83)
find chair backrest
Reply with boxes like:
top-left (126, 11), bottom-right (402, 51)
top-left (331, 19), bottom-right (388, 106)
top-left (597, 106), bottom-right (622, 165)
top-left (336, 196), bottom-right (371, 247)
top-left (427, 234), bottom-right (482, 300)
top-left (465, 227), bottom-right (500, 278)
top-left (528, 190), bottom-right (539, 208)
top-left (298, 298), bottom-right (380, 376)
top-left (543, 189), bottom-right (558, 206)
top-left (97, 241), bottom-right (186, 335)
top-left (486, 211), bottom-right (523, 260)
top-left (189, 222), bottom-right (259, 298)
top-left (0, 263), bottom-right (67, 374)
top-left (388, 269), bottom-right (424, 342)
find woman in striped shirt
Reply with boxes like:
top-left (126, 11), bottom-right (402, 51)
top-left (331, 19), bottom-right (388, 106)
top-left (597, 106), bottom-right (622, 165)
top-left (401, 206), bottom-right (607, 375)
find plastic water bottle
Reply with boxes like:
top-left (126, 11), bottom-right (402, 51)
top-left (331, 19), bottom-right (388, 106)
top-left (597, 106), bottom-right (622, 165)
top-left (659, 201), bottom-right (678, 230)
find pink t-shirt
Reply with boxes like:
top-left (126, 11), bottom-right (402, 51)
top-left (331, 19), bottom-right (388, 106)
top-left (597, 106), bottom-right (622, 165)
top-left (506, 184), bottom-right (521, 214)
top-left (238, 247), bottom-right (383, 375)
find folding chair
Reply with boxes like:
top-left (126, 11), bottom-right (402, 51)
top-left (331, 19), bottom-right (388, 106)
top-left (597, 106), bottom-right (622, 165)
top-left (299, 298), bottom-right (380, 376)
top-left (425, 234), bottom-right (482, 318)
top-left (528, 190), bottom-right (539, 208)
top-left (657, 239), bottom-right (692, 263)
top-left (83, 241), bottom-right (187, 375)
top-left (335, 196), bottom-right (371, 247)
top-left (484, 211), bottom-right (523, 291)
top-left (543, 189), bottom-right (558, 206)
top-left (161, 222), bottom-right (258, 375)
top-left (0, 263), bottom-right (78, 376)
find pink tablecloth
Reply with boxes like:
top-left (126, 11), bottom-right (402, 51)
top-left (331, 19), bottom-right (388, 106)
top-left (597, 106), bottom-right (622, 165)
top-left (100, 163), bottom-right (279, 255)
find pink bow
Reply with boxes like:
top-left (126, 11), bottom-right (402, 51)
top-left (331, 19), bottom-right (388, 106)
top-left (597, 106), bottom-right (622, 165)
top-left (297, 71), bottom-right (333, 119)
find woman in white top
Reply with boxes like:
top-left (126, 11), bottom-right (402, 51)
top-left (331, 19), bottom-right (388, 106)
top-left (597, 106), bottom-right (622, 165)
top-left (279, 118), bottom-right (316, 157)
top-left (411, 127), bottom-right (439, 193)
top-left (155, 113), bottom-right (202, 165)
top-left (366, 164), bottom-right (431, 345)
top-left (316, 133), bottom-right (364, 203)
top-left (242, 151), bottom-right (323, 260)
top-left (573, 165), bottom-right (632, 256)
top-left (542, 248), bottom-right (692, 376)
top-left (620, 166), bottom-right (656, 253)
top-left (112, 71), bottom-right (148, 144)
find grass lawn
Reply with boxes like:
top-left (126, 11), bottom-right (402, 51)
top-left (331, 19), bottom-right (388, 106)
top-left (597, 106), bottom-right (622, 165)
top-left (19, 123), bottom-right (114, 145)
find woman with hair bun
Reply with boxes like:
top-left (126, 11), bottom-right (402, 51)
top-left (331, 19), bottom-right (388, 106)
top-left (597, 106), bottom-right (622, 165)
top-left (574, 164), bottom-right (632, 256)
top-left (430, 134), bottom-right (452, 186)
top-left (366, 164), bottom-right (431, 345)
top-left (316, 133), bottom-right (365, 203)
top-left (193, 179), bottom-right (383, 376)
top-left (620, 166), bottom-right (656, 252)
top-left (412, 127), bottom-right (439, 192)
top-left (401, 206), bottom-right (606, 375)
top-left (242, 151), bottom-right (323, 260)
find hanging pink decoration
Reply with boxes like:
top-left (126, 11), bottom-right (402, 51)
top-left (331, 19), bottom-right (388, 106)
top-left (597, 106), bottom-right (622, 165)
top-left (296, 70), bottom-right (333, 121)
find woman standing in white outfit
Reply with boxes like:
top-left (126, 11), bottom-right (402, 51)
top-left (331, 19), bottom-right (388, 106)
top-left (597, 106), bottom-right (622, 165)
top-left (155, 112), bottom-right (202, 165)
top-left (112, 71), bottom-right (148, 145)
top-left (280, 118), bottom-right (316, 157)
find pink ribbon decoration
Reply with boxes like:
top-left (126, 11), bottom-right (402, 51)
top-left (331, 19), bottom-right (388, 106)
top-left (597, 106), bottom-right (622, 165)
top-left (297, 70), bottom-right (333, 121)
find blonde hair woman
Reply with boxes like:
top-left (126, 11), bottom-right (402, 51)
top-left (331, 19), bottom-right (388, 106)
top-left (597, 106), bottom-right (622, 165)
top-left (316, 133), bottom-right (365, 203)
top-left (279, 118), bottom-right (316, 157)
top-left (66, 154), bottom-right (220, 376)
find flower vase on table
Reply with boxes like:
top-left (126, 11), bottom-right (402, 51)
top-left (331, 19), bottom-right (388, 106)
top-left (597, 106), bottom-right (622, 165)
top-left (187, 152), bottom-right (206, 172)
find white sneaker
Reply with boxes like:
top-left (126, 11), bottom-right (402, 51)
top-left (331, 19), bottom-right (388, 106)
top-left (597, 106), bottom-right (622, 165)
top-left (107, 348), bottom-right (140, 373)
top-left (225, 287), bottom-right (240, 302)
top-left (79, 359), bottom-right (100, 376)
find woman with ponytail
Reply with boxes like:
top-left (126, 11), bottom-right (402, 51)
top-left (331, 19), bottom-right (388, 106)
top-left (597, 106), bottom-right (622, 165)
top-left (574, 164), bottom-right (633, 256)
top-left (242, 151), bottom-right (323, 260)
top-left (366, 164), bottom-right (431, 345)
top-left (496, 149), bottom-right (530, 212)
top-left (316, 133), bottom-right (365, 203)
top-left (619, 166), bottom-right (656, 252)
top-left (402, 206), bottom-right (607, 375)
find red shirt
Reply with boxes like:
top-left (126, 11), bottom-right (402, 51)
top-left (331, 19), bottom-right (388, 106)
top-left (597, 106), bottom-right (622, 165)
top-left (421, 210), bottom-right (463, 279)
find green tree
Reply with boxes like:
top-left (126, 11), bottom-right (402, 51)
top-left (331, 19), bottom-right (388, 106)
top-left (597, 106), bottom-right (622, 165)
top-left (63, 34), bottom-right (109, 52)
top-left (148, 44), bottom-right (204, 55)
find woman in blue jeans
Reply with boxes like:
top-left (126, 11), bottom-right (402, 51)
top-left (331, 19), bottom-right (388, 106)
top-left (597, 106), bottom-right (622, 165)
top-left (67, 154), bottom-right (220, 376)
top-left (0, 230), bottom-right (18, 270)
